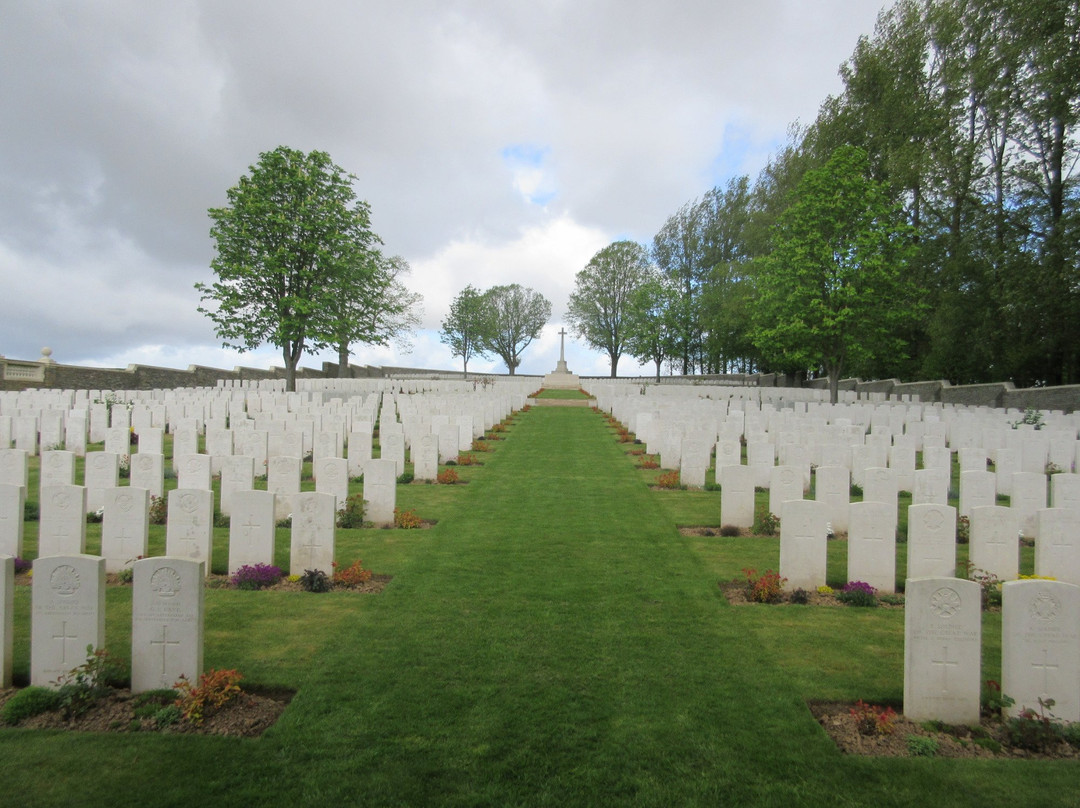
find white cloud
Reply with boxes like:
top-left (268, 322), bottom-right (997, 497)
top-left (0, 0), bottom-right (889, 376)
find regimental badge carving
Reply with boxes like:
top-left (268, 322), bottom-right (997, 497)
top-left (1029, 590), bottom-right (1060, 622)
top-left (180, 494), bottom-right (199, 514)
top-left (930, 587), bottom-right (962, 618)
top-left (150, 567), bottom-right (182, 599)
top-left (53, 491), bottom-right (71, 510)
top-left (50, 565), bottom-right (80, 597)
top-left (925, 509), bottom-right (944, 531)
top-left (116, 493), bottom-right (134, 512)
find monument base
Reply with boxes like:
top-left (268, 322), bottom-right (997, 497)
top-left (542, 370), bottom-right (580, 390)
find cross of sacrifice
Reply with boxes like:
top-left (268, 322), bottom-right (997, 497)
top-left (558, 328), bottom-right (567, 362)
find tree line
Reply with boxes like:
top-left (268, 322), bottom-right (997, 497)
top-left (558, 0), bottom-right (1079, 394)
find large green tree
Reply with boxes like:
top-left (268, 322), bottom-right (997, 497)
top-left (197, 146), bottom-right (378, 391)
top-left (565, 241), bottom-right (651, 377)
top-left (623, 275), bottom-right (677, 381)
top-left (439, 284), bottom-right (488, 377)
top-left (477, 284), bottom-right (551, 375)
top-left (332, 253), bottom-right (423, 376)
top-left (750, 146), bottom-right (919, 403)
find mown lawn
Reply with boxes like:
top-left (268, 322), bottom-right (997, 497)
top-left (1, 406), bottom-right (1074, 807)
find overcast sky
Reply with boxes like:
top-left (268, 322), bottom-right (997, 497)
top-left (1, 0), bottom-right (889, 379)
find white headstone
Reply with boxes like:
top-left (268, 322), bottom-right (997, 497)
top-left (959, 470), bottom-right (996, 518)
top-left (779, 499), bottom-right (828, 591)
top-left (413, 434), bottom-right (439, 482)
top-left (314, 457), bottom-right (349, 509)
top-left (814, 465), bottom-right (850, 534)
top-left (970, 505), bottom-right (1020, 581)
top-left (903, 576), bottom-right (981, 724)
top-left (862, 467), bottom-right (898, 511)
top-left (1035, 508), bottom-right (1080, 585)
top-left (363, 458), bottom-right (397, 527)
top-left (719, 464), bottom-right (754, 529)
top-left (131, 557), bottom-right (204, 693)
top-left (911, 468), bottom-right (949, 506)
top-left (1050, 473), bottom-right (1080, 511)
top-left (176, 454), bottom-right (212, 491)
top-left (219, 455), bottom-right (254, 517)
top-left (847, 500), bottom-right (897, 592)
top-left (101, 487), bottom-right (149, 573)
top-left (907, 504), bottom-right (957, 580)
top-left (228, 490), bottom-right (276, 574)
top-left (1011, 471), bottom-right (1047, 539)
top-left (129, 452), bottom-right (164, 499)
top-left (31, 554), bottom-right (106, 687)
top-left (347, 430), bottom-right (372, 479)
top-left (1002, 579), bottom-right (1080, 722)
top-left (0, 449), bottom-right (28, 490)
top-left (768, 465), bottom-right (803, 518)
top-left (84, 452), bottom-right (119, 513)
top-left (290, 491), bottom-right (336, 575)
top-left (166, 489), bottom-right (214, 572)
top-left (267, 455), bottom-right (301, 521)
top-left (38, 484), bottom-right (87, 556)
top-left (0, 484), bottom-right (25, 558)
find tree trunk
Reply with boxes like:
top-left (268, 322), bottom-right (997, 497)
top-left (337, 341), bottom-right (350, 378)
top-left (827, 361), bottom-right (842, 405)
top-left (609, 353), bottom-right (619, 378)
top-left (462, 358), bottom-right (469, 380)
top-left (654, 358), bottom-right (661, 381)
top-left (284, 347), bottom-right (298, 393)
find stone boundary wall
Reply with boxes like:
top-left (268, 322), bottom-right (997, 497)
top-left (5, 354), bottom-right (1080, 412)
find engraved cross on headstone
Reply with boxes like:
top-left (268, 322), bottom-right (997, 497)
top-left (241, 515), bottom-right (262, 551)
top-left (1032, 648), bottom-right (1059, 694)
top-left (150, 625), bottom-right (181, 684)
top-left (299, 530), bottom-right (323, 568)
top-left (932, 645), bottom-right (959, 692)
top-left (52, 621), bottom-right (80, 665)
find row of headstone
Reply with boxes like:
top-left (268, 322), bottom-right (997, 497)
top-left (5, 553), bottom-right (205, 693)
top-left (772, 495), bottom-right (1080, 594)
top-left (905, 577), bottom-right (1080, 725)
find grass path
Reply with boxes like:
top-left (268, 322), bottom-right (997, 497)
top-left (4, 407), bottom-right (1078, 806)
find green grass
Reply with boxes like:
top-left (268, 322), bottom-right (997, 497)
top-left (2, 409), bottom-right (1074, 807)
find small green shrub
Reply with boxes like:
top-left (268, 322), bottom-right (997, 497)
top-left (956, 515), bottom-right (970, 544)
top-left (719, 524), bottom-right (740, 537)
top-left (752, 506), bottom-right (780, 537)
top-left (789, 588), bottom-right (810, 605)
top-left (397, 470), bottom-right (414, 484)
top-left (54, 646), bottom-right (128, 719)
top-left (336, 494), bottom-right (366, 528)
top-left (154, 704), bottom-right (182, 728)
top-left (116, 567), bottom-right (135, 584)
top-left (906, 735), bottom-right (939, 757)
top-left (1, 686), bottom-right (62, 725)
top-left (23, 500), bottom-right (39, 521)
top-left (148, 495), bottom-right (167, 525)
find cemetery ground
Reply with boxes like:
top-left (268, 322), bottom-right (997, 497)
top-left (1, 407), bottom-right (1078, 807)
